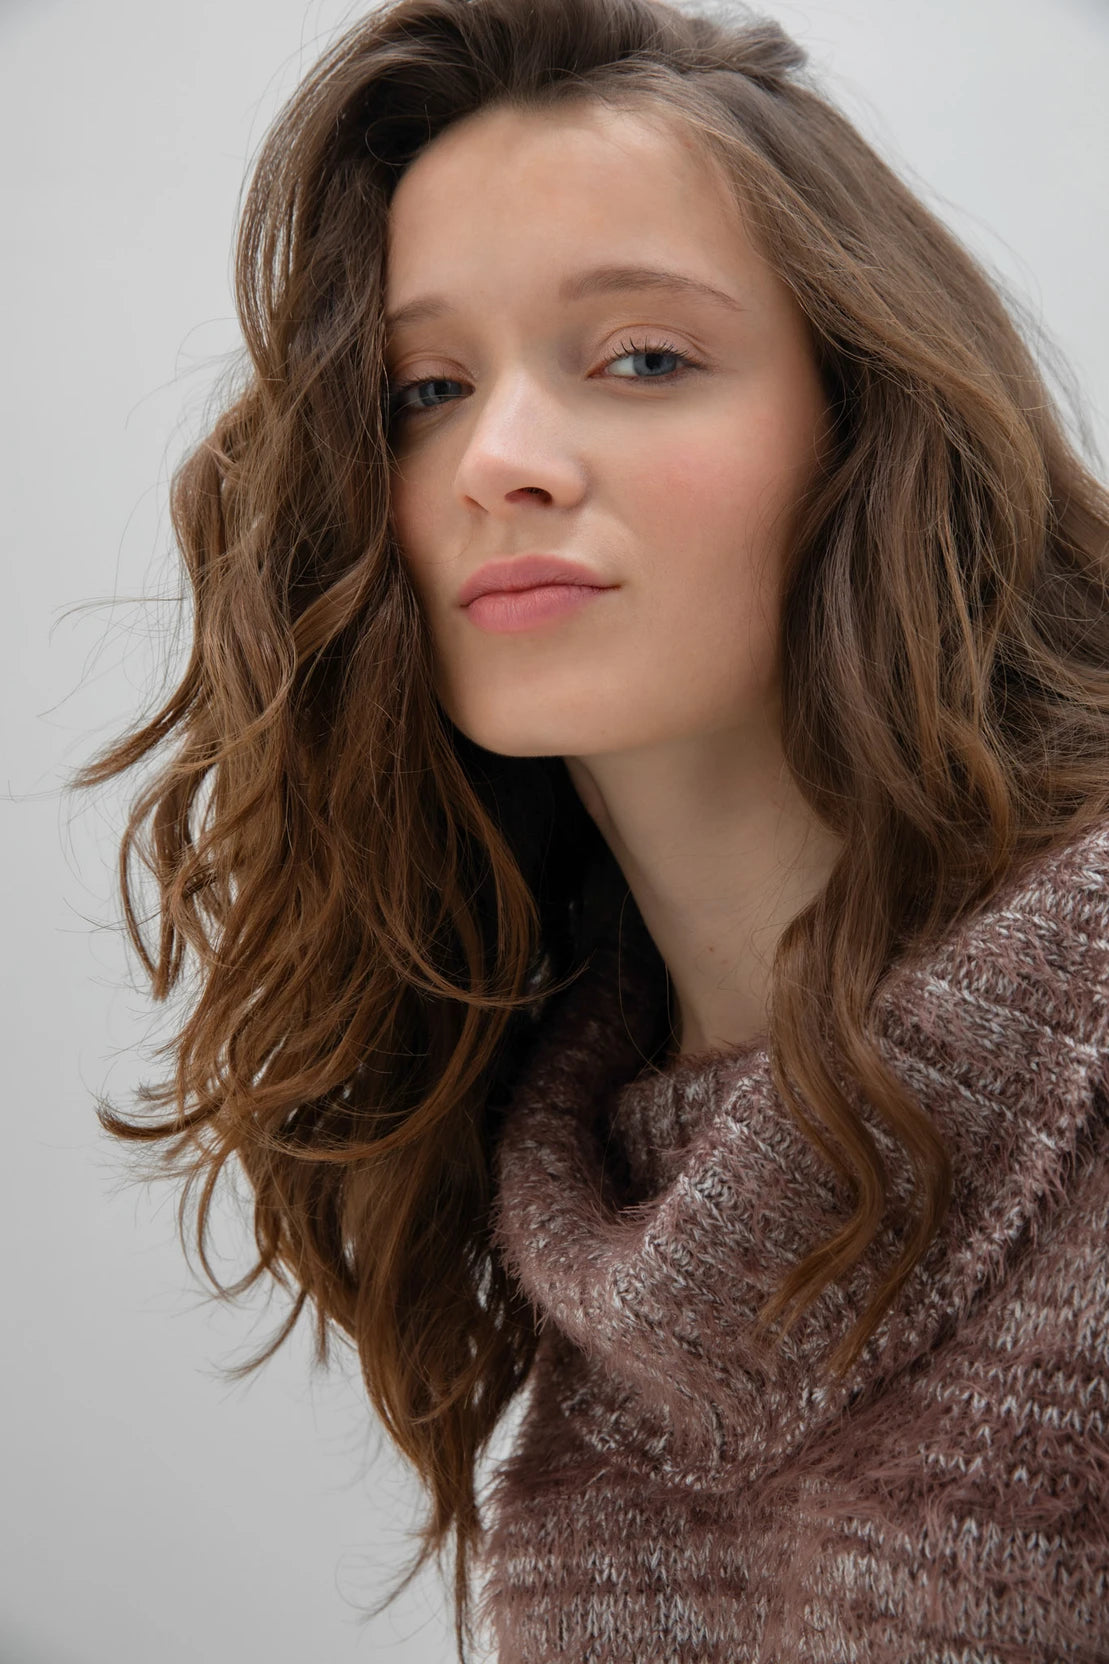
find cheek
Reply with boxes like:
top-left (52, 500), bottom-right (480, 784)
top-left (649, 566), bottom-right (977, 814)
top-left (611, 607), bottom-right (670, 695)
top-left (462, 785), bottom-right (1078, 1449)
top-left (612, 407), bottom-right (818, 690)
top-left (388, 462), bottom-right (420, 549)
top-left (617, 413), bottom-right (805, 575)
top-left (388, 458), bottom-right (439, 603)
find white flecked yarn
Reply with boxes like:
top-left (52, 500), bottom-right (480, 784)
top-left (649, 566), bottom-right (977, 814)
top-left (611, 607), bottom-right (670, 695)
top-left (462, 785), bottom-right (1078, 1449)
top-left (477, 817), bottom-right (1109, 1662)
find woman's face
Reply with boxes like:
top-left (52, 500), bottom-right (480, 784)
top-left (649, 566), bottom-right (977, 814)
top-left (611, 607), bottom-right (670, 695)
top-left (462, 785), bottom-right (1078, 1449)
top-left (384, 98), bottom-right (831, 758)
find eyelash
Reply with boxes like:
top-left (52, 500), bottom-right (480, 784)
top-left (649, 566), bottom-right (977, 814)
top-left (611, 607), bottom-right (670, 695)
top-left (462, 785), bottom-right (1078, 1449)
top-left (386, 335), bottom-right (701, 423)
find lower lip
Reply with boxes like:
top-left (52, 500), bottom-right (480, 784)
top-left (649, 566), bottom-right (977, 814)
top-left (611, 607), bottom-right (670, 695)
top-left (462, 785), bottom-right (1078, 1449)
top-left (463, 583), bottom-right (614, 633)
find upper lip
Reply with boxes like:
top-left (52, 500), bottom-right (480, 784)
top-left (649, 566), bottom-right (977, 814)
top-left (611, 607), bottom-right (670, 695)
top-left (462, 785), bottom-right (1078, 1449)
top-left (458, 554), bottom-right (615, 607)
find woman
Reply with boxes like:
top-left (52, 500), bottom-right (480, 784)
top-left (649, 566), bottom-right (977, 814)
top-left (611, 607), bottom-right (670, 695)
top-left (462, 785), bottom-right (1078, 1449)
top-left (74, 0), bottom-right (1109, 1657)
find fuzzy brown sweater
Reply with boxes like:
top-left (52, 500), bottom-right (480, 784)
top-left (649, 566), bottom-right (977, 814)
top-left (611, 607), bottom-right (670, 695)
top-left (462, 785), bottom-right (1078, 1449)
top-left (476, 818), bottom-right (1109, 1662)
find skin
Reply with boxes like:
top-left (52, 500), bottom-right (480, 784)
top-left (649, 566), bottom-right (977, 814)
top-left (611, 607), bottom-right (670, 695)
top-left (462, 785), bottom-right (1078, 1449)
top-left (385, 97), bottom-right (844, 1057)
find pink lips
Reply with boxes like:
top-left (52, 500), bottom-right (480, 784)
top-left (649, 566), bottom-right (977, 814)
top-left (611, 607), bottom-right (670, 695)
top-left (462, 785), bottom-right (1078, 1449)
top-left (457, 553), bottom-right (613, 608)
top-left (458, 553), bottom-right (618, 635)
top-left (464, 583), bottom-right (612, 633)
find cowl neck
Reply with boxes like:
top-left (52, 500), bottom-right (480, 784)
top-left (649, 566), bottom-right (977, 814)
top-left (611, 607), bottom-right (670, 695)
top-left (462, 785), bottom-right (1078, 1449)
top-left (490, 818), bottom-right (1109, 1486)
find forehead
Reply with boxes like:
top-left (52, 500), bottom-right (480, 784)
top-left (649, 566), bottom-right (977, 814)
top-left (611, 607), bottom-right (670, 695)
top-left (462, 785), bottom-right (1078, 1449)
top-left (385, 98), bottom-right (757, 298)
top-left (391, 96), bottom-right (726, 196)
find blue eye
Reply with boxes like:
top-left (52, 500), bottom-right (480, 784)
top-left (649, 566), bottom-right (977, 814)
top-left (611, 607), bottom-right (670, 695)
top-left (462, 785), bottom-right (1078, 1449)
top-left (386, 336), bottom-right (700, 424)
top-left (604, 336), bottom-right (693, 380)
top-left (387, 376), bottom-right (465, 422)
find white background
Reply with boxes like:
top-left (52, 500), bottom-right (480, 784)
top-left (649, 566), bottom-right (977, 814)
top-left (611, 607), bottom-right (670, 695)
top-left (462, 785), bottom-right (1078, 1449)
top-left (3, 1), bottom-right (1107, 1660)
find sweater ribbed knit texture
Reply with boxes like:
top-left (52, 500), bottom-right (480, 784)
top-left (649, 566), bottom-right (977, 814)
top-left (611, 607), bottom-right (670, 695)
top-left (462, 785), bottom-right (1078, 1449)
top-left (476, 818), bottom-right (1109, 1662)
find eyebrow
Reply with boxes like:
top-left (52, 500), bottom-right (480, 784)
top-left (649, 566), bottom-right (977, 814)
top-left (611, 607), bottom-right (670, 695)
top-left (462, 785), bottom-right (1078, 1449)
top-left (384, 263), bottom-right (746, 335)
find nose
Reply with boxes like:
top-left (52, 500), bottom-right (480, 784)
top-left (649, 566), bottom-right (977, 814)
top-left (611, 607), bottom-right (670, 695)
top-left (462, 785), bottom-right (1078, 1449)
top-left (451, 369), bottom-right (586, 517)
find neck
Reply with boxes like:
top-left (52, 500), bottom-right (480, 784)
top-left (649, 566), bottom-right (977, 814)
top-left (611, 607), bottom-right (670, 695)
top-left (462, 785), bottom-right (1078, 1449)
top-left (564, 712), bottom-right (843, 1059)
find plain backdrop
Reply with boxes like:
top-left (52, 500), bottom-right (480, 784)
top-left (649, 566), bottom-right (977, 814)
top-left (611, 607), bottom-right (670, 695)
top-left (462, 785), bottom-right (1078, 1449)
top-left (3, 0), bottom-right (1108, 1660)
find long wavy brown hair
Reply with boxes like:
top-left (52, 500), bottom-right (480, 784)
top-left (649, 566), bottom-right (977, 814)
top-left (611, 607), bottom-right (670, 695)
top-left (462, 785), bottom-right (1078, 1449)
top-left (71, 0), bottom-right (1109, 1655)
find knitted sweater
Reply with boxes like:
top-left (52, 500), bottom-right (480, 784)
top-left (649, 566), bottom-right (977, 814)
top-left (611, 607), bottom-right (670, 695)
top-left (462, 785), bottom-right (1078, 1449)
top-left (476, 817), bottom-right (1109, 1663)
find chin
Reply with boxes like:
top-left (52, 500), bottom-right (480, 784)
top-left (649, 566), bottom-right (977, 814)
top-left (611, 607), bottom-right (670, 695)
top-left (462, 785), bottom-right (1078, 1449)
top-left (457, 724), bottom-right (578, 760)
top-left (441, 690), bottom-right (607, 760)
